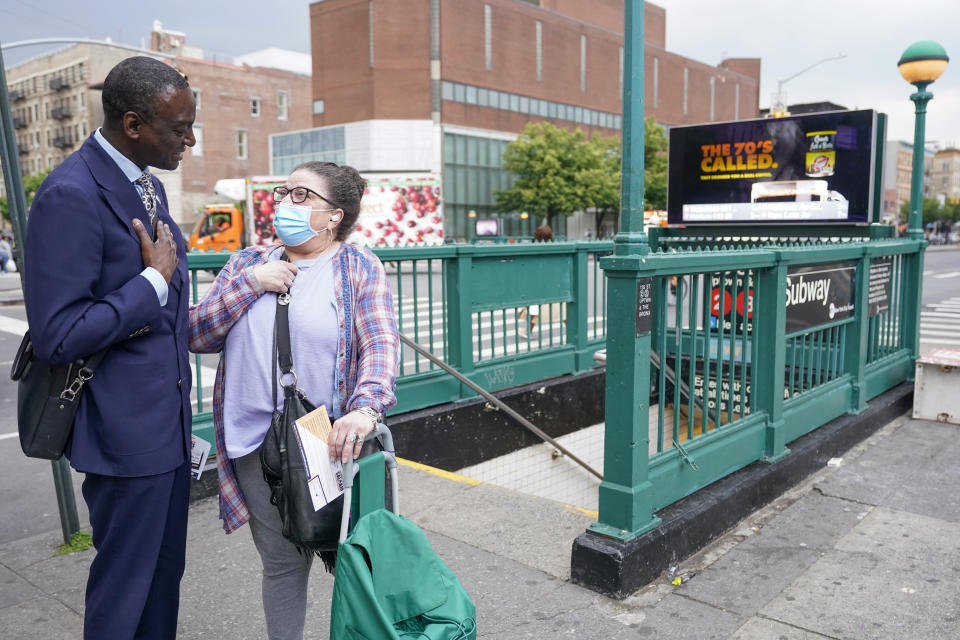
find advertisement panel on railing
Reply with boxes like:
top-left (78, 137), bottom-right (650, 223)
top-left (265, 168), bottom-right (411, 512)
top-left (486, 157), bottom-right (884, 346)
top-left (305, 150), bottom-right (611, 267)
top-left (349, 173), bottom-right (443, 246)
top-left (247, 173), bottom-right (443, 248)
top-left (668, 110), bottom-right (877, 225)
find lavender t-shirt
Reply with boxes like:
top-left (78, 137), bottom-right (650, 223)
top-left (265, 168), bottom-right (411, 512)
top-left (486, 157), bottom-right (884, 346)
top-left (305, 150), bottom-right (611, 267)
top-left (223, 250), bottom-right (339, 459)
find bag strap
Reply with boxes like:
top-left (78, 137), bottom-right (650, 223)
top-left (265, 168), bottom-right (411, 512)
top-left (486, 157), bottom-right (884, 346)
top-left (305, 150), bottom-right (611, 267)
top-left (273, 252), bottom-right (295, 406)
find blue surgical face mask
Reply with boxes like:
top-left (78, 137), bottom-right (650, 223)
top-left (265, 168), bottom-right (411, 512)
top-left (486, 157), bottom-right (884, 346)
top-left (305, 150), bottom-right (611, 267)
top-left (273, 203), bottom-right (318, 247)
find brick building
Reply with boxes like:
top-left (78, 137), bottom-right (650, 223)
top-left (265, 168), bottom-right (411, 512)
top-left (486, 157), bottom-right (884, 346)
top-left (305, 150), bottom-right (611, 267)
top-left (275, 0), bottom-right (761, 239)
top-left (165, 55), bottom-right (312, 222)
top-left (2, 43), bottom-right (131, 203)
top-left (881, 140), bottom-right (936, 224)
top-left (930, 148), bottom-right (960, 204)
top-left (3, 25), bottom-right (312, 227)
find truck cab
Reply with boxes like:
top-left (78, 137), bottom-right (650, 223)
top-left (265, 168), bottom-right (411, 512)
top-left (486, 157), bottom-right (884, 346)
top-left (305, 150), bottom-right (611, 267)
top-left (188, 204), bottom-right (243, 252)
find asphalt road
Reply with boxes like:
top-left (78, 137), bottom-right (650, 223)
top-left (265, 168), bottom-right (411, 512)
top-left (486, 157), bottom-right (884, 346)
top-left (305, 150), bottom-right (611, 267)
top-left (0, 248), bottom-right (957, 545)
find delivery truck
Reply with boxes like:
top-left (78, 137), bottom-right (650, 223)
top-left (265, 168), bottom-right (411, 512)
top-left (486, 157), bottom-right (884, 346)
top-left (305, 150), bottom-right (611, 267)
top-left (188, 173), bottom-right (444, 252)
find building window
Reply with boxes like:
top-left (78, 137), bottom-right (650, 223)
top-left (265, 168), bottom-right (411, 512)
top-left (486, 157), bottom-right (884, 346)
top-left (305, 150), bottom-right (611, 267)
top-left (237, 129), bottom-right (248, 159)
top-left (580, 35), bottom-right (587, 92)
top-left (653, 57), bottom-right (658, 108)
top-left (251, 97), bottom-right (261, 117)
top-left (270, 125), bottom-right (346, 175)
top-left (192, 89), bottom-right (202, 110)
top-left (477, 88), bottom-right (489, 107)
top-left (44, 102), bottom-right (49, 119)
top-left (80, 91), bottom-right (85, 108)
top-left (536, 21), bottom-right (542, 83)
top-left (683, 68), bottom-right (689, 116)
top-left (466, 85), bottom-right (477, 105)
top-left (46, 130), bottom-right (51, 147)
top-left (192, 125), bottom-right (203, 156)
top-left (484, 4), bottom-right (492, 71)
top-left (82, 121), bottom-right (87, 136)
top-left (735, 83), bottom-right (740, 120)
top-left (277, 90), bottom-right (289, 120)
top-left (313, 99), bottom-right (325, 115)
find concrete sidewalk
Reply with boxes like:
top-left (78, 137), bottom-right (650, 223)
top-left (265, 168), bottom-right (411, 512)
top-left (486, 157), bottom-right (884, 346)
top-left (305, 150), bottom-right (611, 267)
top-left (0, 413), bottom-right (957, 638)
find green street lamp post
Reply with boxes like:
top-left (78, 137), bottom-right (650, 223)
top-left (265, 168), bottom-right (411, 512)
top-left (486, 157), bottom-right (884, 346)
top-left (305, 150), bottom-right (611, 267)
top-left (898, 41), bottom-right (948, 361)
top-left (897, 41), bottom-right (949, 241)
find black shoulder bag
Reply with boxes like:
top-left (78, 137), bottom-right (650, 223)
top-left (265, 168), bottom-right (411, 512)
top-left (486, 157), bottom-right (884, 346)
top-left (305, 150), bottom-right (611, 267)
top-left (9, 331), bottom-right (108, 460)
top-left (259, 283), bottom-right (381, 569)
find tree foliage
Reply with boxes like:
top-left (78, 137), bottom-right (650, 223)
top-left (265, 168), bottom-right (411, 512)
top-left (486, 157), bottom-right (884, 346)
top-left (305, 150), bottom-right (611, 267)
top-left (494, 117), bottom-right (669, 232)
top-left (494, 122), bottom-right (592, 223)
top-left (0, 168), bottom-right (52, 223)
top-left (900, 197), bottom-right (960, 225)
top-left (643, 115), bottom-right (668, 211)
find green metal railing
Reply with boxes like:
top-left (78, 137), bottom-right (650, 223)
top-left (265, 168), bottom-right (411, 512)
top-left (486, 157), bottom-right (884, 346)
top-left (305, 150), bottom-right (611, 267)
top-left (186, 241), bottom-right (612, 444)
top-left (593, 235), bottom-right (923, 539)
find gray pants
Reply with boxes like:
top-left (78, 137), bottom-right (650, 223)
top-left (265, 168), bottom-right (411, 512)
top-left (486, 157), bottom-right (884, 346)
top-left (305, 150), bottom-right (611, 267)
top-left (233, 448), bottom-right (314, 640)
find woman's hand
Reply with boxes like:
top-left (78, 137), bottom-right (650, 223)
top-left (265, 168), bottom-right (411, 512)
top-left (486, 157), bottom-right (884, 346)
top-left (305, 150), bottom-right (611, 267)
top-left (329, 410), bottom-right (376, 463)
top-left (253, 261), bottom-right (299, 293)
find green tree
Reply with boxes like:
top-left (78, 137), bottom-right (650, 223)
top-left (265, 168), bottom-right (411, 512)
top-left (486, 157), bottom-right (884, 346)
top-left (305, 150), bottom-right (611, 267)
top-left (643, 115), bottom-right (668, 211)
top-left (900, 197), bottom-right (944, 227)
top-left (495, 122), bottom-right (593, 226)
top-left (495, 117), bottom-right (669, 235)
top-left (578, 132), bottom-right (621, 234)
top-left (0, 168), bottom-right (52, 224)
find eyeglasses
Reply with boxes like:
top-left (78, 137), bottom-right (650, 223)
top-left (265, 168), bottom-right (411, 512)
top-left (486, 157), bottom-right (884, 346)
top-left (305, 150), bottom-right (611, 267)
top-left (273, 185), bottom-right (336, 207)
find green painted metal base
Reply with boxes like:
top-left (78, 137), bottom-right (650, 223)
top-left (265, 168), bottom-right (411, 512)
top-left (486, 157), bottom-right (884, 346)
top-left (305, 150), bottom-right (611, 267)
top-left (761, 447), bottom-right (791, 464)
top-left (588, 516), bottom-right (662, 542)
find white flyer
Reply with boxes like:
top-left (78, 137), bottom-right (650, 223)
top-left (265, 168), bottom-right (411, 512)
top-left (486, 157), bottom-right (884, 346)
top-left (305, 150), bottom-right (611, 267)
top-left (190, 434), bottom-right (212, 480)
top-left (292, 406), bottom-right (345, 511)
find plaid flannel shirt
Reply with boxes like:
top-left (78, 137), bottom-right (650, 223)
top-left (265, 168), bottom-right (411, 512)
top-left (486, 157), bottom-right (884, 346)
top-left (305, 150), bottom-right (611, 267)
top-left (189, 243), bottom-right (399, 533)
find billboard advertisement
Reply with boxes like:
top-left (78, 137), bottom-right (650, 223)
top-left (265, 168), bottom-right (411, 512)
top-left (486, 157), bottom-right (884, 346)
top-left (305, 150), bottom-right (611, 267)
top-left (349, 173), bottom-right (443, 246)
top-left (247, 173), bottom-right (443, 248)
top-left (667, 110), bottom-right (877, 225)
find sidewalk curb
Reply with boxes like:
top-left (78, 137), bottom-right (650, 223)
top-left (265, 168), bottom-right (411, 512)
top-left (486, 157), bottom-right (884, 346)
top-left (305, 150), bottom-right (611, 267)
top-left (570, 381), bottom-right (914, 599)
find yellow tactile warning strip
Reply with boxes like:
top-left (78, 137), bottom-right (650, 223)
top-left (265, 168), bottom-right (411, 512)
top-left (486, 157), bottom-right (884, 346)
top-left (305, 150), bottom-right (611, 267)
top-left (565, 504), bottom-right (599, 519)
top-left (396, 457), bottom-right (482, 486)
top-left (396, 457), bottom-right (599, 519)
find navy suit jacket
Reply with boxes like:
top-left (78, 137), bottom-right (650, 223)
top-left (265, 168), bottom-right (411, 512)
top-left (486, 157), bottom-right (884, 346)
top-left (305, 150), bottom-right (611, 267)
top-left (25, 134), bottom-right (193, 477)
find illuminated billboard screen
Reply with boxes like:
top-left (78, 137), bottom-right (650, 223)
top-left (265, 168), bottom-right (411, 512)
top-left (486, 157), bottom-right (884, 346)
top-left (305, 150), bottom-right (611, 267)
top-left (667, 109), bottom-right (877, 225)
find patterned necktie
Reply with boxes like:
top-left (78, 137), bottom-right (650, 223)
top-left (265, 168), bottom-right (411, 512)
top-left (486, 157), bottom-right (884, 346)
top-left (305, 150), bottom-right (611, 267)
top-left (135, 172), bottom-right (158, 235)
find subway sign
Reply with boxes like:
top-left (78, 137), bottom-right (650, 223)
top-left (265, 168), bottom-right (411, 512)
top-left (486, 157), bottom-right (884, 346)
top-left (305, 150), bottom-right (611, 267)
top-left (668, 110), bottom-right (878, 225)
top-left (785, 262), bottom-right (856, 334)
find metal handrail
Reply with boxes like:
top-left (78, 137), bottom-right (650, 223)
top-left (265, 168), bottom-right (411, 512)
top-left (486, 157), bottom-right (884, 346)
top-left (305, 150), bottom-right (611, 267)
top-left (398, 332), bottom-right (603, 480)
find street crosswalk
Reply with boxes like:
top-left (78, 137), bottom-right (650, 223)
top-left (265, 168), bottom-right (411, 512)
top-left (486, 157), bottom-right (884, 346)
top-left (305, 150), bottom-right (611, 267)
top-left (920, 296), bottom-right (960, 347)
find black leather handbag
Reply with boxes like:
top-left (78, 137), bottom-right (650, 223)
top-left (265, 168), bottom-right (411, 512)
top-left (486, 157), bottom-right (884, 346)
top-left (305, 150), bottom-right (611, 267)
top-left (259, 286), bottom-right (379, 568)
top-left (9, 331), bottom-right (107, 460)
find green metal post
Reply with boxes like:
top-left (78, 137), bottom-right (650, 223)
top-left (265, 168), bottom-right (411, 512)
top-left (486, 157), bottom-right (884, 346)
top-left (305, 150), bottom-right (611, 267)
top-left (844, 253), bottom-right (871, 413)
top-left (591, 263), bottom-right (659, 538)
top-left (443, 246), bottom-right (475, 396)
top-left (592, 0), bottom-right (660, 540)
top-left (613, 0), bottom-right (647, 257)
top-left (903, 83), bottom-right (931, 360)
top-left (755, 262), bottom-right (789, 462)
top-left (567, 245), bottom-right (590, 370)
top-left (906, 83), bottom-right (931, 242)
top-left (0, 45), bottom-right (81, 544)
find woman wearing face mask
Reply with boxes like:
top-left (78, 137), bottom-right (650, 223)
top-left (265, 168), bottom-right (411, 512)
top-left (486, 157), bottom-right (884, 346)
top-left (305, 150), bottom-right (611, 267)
top-left (189, 161), bottom-right (399, 639)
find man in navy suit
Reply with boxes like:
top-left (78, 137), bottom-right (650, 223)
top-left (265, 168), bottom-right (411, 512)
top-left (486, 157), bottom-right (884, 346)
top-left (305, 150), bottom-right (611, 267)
top-left (24, 56), bottom-right (196, 639)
